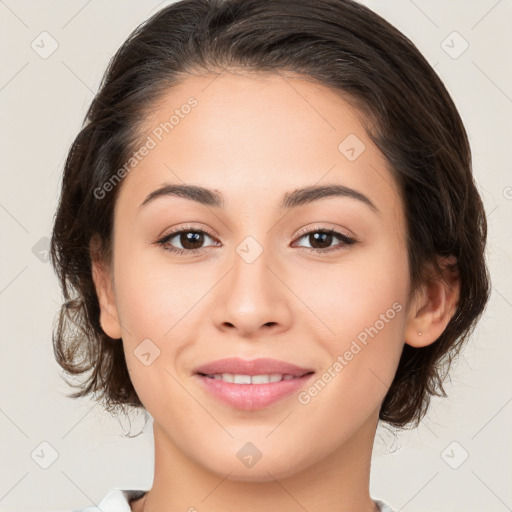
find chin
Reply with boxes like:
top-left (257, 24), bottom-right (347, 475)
top-left (199, 448), bottom-right (313, 483)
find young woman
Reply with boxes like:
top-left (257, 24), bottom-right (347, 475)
top-left (50, 0), bottom-right (490, 510)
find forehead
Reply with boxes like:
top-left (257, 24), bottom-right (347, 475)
top-left (116, 70), bottom-right (402, 225)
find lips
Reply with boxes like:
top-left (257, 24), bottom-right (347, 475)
top-left (193, 357), bottom-right (316, 410)
top-left (193, 357), bottom-right (314, 377)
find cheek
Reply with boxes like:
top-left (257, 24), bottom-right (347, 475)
top-left (109, 246), bottom-right (193, 389)
top-left (290, 237), bottom-right (409, 345)
top-left (290, 241), bottom-right (409, 404)
top-left (113, 246), bottom-right (206, 340)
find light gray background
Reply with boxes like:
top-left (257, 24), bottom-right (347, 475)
top-left (0, 1), bottom-right (511, 511)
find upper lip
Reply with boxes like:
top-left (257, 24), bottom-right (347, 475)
top-left (194, 357), bottom-right (314, 377)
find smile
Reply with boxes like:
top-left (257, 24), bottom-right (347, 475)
top-left (195, 372), bottom-right (315, 411)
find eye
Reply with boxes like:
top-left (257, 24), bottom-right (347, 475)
top-left (292, 228), bottom-right (357, 253)
top-left (156, 226), bottom-right (219, 255)
top-left (156, 225), bottom-right (357, 256)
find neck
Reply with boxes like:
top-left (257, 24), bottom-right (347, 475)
top-left (135, 411), bottom-right (380, 512)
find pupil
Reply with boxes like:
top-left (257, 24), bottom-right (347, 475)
top-left (177, 231), bottom-right (333, 251)
top-left (181, 231), bottom-right (204, 249)
top-left (310, 232), bottom-right (332, 249)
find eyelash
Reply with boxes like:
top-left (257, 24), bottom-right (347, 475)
top-left (156, 225), bottom-right (357, 255)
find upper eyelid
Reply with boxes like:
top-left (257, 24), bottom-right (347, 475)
top-left (159, 225), bottom-right (355, 246)
top-left (294, 223), bottom-right (354, 239)
top-left (161, 225), bottom-right (349, 237)
top-left (160, 224), bottom-right (216, 239)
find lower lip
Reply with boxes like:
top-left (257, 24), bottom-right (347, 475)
top-left (195, 373), bottom-right (315, 411)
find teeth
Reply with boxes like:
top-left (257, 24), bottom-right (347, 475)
top-left (233, 374), bottom-right (251, 384)
top-left (206, 373), bottom-right (297, 384)
top-left (252, 374), bottom-right (272, 384)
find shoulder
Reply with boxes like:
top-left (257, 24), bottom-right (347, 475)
top-left (69, 489), bottom-right (148, 512)
top-left (373, 499), bottom-right (397, 512)
top-left (68, 491), bottom-right (390, 512)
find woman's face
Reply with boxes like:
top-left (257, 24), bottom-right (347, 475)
top-left (96, 70), bottom-right (415, 481)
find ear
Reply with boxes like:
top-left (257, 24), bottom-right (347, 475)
top-left (404, 255), bottom-right (460, 348)
top-left (90, 235), bottom-right (122, 340)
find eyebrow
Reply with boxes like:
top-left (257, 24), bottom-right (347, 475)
top-left (139, 183), bottom-right (378, 213)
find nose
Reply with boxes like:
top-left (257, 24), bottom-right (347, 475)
top-left (211, 241), bottom-right (292, 337)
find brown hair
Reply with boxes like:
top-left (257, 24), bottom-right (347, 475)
top-left (50, 0), bottom-right (490, 429)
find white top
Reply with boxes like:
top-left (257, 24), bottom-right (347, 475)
top-left (69, 488), bottom-right (396, 512)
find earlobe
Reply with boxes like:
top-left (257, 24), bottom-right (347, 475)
top-left (90, 237), bottom-right (122, 340)
top-left (404, 255), bottom-right (460, 348)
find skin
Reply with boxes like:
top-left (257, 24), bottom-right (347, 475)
top-left (91, 70), bottom-right (460, 512)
